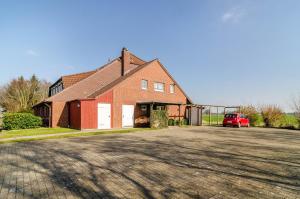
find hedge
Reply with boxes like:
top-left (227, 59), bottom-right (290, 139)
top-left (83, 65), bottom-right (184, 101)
top-left (3, 113), bottom-right (42, 130)
top-left (150, 110), bottom-right (168, 128)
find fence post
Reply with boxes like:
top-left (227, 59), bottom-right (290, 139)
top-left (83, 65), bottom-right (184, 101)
top-left (217, 107), bottom-right (219, 125)
top-left (209, 107), bottom-right (211, 126)
top-left (200, 106), bottom-right (203, 126)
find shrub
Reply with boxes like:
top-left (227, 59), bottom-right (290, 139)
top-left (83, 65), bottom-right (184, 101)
top-left (3, 113), bottom-right (42, 130)
top-left (279, 114), bottom-right (299, 129)
top-left (295, 113), bottom-right (300, 129)
top-left (181, 118), bottom-right (188, 126)
top-left (261, 105), bottom-right (284, 127)
top-left (241, 106), bottom-right (261, 126)
top-left (150, 110), bottom-right (168, 129)
top-left (168, 119), bottom-right (175, 126)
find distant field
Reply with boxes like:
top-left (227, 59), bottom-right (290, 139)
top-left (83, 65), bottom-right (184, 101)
top-left (280, 114), bottom-right (299, 128)
top-left (202, 113), bottom-right (299, 128)
top-left (202, 114), bottom-right (224, 125)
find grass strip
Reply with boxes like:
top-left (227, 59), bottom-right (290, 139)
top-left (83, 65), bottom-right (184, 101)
top-left (0, 128), bottom-right (152, 144)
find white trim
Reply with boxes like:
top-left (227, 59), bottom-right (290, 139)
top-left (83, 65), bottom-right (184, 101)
top-left (170, 84), bottom-right (175, 93)
top-left (141, 79), bottom-right (148, 90)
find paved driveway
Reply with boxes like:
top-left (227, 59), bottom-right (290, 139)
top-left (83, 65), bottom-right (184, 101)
top-left (0, 127), bottom-right (299, 199)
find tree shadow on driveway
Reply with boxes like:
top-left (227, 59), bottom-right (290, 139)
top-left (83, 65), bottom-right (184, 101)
top-left (0, 127), bottom-right (299, 198)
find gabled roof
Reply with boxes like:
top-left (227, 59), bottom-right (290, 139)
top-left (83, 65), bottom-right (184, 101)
top-left (46, 58), bottom-right (122, 102)
top-left (62, 70), bottom-right (97, 88)
top-left (42, 50), bottom-right (192, 104)
top-left (49, 51), bottom-right (146, 90)
top-left (88, 59), bottom-right (193, 104)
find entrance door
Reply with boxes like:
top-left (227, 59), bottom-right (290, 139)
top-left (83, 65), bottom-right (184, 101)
top-left (98, 103), bottom-right (111, 129)
top-left (122, 105), bottom-right (134, 128)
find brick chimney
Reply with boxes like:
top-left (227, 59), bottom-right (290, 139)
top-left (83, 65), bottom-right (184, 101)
top-left (121, 47), bottom-right (130, 76)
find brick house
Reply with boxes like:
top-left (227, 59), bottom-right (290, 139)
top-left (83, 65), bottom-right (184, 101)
top-left (33, 48), bottom-right (192, 129)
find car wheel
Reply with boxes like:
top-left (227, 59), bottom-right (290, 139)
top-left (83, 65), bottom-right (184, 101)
top-left (223, 124), bottom-right (226, 127)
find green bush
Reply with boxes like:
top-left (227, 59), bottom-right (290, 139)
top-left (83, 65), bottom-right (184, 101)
top-left (295, 113), bottom-right (300, 129)
top-left (168, 119), bottom-right (175, 126)
top-left (181, 118), bottom-right (188, 126)
top-left (279, 114), bottom-right (299, 129)
top-left (3, 113), bottom-right (42, 130)
top-left (171, 118), bottom-right (188, 126)
top-left (150, 110), bottom-right (168, 129)
top-left (241, 106), bottom-right (261, 126)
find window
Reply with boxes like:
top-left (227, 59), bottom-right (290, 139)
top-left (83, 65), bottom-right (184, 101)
top-left (50, 82), bottom-right (64, 96)
top-left (154, 82), bottom-right (164, 92)
top-left (141, 80), bottom-right (148, 90)
top-left (170, 84), bottom-right (175, 93)
top-left (225, 114), bottom-right (237, 118)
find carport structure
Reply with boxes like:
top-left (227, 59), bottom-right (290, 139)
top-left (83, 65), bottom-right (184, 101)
top-left (136, 101), bottom-right (185, 127)
top-left (186, 104), bottom-right (241, 126)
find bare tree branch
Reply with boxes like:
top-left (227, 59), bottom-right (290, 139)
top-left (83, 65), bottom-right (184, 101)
top-left (0, 75), bottom-right (51, 112)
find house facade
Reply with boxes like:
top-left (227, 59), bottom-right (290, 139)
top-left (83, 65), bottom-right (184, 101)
top-left (34, 48), bottom-right (192, 129)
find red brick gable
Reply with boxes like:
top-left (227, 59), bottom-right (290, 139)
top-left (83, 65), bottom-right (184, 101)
top-left (89, 59), bottom-right (192, 104)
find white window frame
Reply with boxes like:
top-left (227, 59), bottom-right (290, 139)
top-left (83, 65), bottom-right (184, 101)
top-left (141, 79), bottom-right (148, 90)
top-left (154, 82), bottom-right (164, 92)
top-left (170, 84), bottom-right (175, 93)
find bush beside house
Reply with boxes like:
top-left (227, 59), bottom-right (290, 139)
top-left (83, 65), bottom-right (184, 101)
top-left (3, 113), bottom-right (42, 130)
top-left (150, 110), bottom-right (168, 128)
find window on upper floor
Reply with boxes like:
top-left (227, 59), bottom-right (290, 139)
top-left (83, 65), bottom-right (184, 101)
top-left (170, 84), bottom-right (175, 93)
top-left (141, 79), bottom-right (148, 90)
top-left (154, 82), bottom-right (164, 92)
top-left (49, 82), bottom-right (64, 96)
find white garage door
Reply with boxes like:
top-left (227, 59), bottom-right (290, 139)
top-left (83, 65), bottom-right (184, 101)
top-left (122, 105), bottom-right (134, 128)
top-left (98, 103), bottom-right (111, 129)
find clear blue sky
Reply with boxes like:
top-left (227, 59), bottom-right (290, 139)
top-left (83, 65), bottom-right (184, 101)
top-left (1, 0), bottom-right (299, 111)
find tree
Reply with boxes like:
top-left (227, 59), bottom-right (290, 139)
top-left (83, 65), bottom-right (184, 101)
top-left (0, 75), bottom-right (51, 113)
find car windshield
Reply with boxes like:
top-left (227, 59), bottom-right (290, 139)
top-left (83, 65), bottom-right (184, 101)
top-left (225, 114), bottom-right (237, 118)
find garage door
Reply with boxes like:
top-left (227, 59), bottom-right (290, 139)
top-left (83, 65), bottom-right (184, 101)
top-left (98, 103), bottom-right (111, 129)
top-left (122, 105), bottom-right (134, 128)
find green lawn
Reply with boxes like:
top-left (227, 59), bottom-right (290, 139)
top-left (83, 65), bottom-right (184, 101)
top-left (0, 128), bottom-right (151, 144)
top-left (0, 128), bottom-right (78, 139)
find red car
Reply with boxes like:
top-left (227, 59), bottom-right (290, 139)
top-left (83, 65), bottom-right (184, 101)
top-left (223, 113), bottom-right (250, 128)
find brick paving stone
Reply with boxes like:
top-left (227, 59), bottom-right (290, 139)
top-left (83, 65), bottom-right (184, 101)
top-left (0, 127), bottom-right (299, 198)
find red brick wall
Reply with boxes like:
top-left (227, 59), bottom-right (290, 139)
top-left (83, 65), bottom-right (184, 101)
top-left (112, 60), bottom-right (188, 128)
top-left (51, 101), bottom-right (69, 128)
